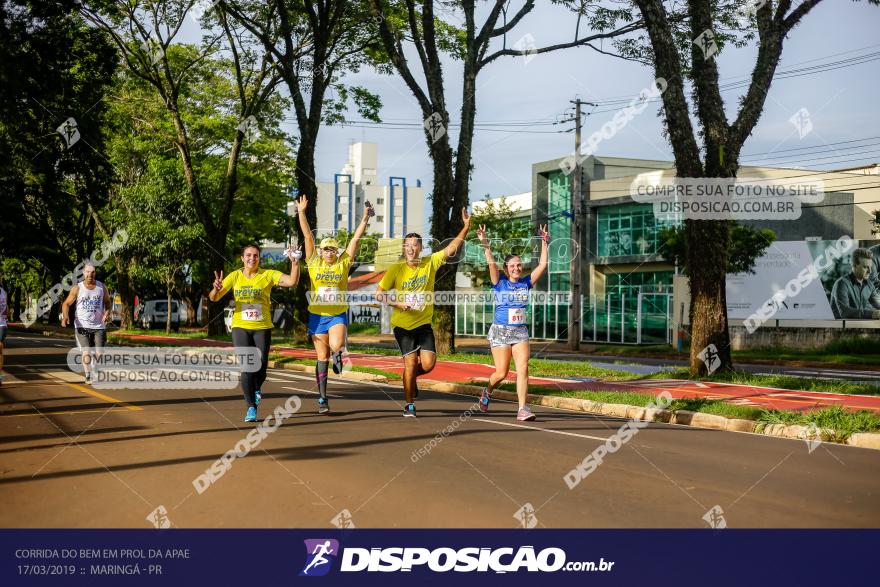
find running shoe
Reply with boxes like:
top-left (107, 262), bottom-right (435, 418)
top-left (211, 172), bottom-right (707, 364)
top-left (331, 350), bottom-right (343, 375)
top-left (479, 388), bottom-right (491, 412)
top-left (254, 390), bottom-right (262, 405)
top-left (516, 406), bottom-right (536, 421)
top-left (245, 406), bottom-right (257, 422)
top-left (318, 397), bottom-right (330, 414)
top-left (403, 403), bottom-right (417, 418)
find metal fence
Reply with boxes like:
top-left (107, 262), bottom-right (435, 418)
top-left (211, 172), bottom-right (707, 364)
top-left (455, 291), bottom-right (672, 345)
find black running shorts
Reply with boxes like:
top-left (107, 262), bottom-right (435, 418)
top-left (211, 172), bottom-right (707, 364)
top-left (393, 324), bottom-right (436, 356)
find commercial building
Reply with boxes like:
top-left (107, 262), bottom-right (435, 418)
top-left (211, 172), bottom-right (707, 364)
top-left (457, 155), bottom-right (880, 347)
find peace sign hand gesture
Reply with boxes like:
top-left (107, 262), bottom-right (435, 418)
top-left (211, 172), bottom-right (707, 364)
top-left (213, 270), bottom-right (224, 291)
top-left (476, 224), bottom-right (488, 244)
top-left (539, 224), bottom-right (549, 243)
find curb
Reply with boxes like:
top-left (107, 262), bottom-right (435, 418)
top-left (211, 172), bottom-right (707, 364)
top-left (418, 380), bottom-right (880, 451)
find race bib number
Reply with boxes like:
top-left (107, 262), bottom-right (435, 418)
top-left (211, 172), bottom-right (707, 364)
top-left (405, 293), bottom-right (426, 311)
top-left (317, 286), bottom-right (339, 304)
top-left (241, 303), bottom-right (263, 322)
top-left (508, 308), bottom-right (526, 325)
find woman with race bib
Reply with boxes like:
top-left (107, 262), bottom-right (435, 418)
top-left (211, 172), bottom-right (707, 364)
top-left (209, 243), bottom-right (300, 422)
top-left (476, 224), bottom-right (548, 421)
top-left (296, 195), bottom-right (373, 414)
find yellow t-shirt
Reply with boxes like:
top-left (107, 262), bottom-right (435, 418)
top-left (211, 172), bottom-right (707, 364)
top-left (220, 268), bottom-right (283, 330)
top-left (306, 251), bottom-right (351, 316)
top-left (378, 251), bottom-right (446, 330)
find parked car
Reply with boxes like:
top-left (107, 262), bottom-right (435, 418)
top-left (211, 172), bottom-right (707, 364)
top-left (224, 306), bottom-right (233, 333)
top-left (141, 299), bottom-right (181, 331)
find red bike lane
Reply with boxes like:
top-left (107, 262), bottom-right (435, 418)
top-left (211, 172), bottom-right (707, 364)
top-left (114, 333), bottom-right (880, 413)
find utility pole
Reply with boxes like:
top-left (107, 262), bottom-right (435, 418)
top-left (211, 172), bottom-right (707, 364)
top-left (560, 99), bottom-right (595, 351)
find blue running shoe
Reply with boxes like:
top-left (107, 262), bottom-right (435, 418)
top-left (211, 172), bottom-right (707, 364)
top-left (403, 403), bottom-right (417, 418)
top-left (245, 406), bottom-right (257, 422)
top-left (255, 390), bottom-right (262, 405)
top-left (318, 397), bottom-right (330, 414)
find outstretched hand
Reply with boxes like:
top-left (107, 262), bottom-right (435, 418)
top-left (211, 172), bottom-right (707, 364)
top-left (285, 244), bottom-right (303, 261)
top-left (461, 207), bottom-right (470, 227)
top-left (539, 224), bottom-right (549, 243)
top-left (296, 195), bottom-right (308, 214)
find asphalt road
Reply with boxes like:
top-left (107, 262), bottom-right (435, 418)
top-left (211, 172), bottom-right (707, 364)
top-left (1, 333), bottom-right (879, 529)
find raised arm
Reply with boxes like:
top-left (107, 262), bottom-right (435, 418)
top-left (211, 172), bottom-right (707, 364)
top-left (529, 225), bottom-right (550, 284)
top-left (296, 195), bottom-right (316, 260)
top-left (60, 285), bottom-right (79, 327)
top-left (346, 202), bottom-right (373, 259)
top-left (278, 245), bottom-right (302, 288)
top-left (476, 224), bottom-right (500, 285)
top-left (443, 207), bottom-right (472, 259)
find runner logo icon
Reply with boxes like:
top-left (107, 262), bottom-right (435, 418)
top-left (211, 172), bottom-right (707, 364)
top-left (300, 539), bottom-right (340, 577)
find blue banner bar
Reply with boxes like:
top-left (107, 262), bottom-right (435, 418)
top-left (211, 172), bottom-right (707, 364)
top-left (1, 529), bottom-right (874, 585)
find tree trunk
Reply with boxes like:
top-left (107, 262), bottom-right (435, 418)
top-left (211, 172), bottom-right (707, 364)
top-left (427, 123), bottom-right (457, 354)
top-left (686, 219), bottom-right (732, 375)
top-left (165, 279), bottom-right (173, 334)
top-left (206, 241), bottom-right (228, 336)
top-left (114, 257), bottom-right (135, 330)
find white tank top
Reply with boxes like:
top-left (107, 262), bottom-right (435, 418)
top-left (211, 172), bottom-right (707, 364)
top-left (0, 288), bottom-right (7, 327)
top-left (75, 281), bottom-right (106, 330)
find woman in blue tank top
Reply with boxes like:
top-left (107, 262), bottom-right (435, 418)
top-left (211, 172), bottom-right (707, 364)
top-left (476, 223), bottom-right (548, 420)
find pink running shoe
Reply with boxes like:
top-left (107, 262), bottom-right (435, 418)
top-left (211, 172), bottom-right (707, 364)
top-left (479, 388), bottom-right (491, 412)
top-left (516, 406), bottom-right (536, 421)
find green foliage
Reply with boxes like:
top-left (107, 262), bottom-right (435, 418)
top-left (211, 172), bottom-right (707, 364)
top-left (0, 2), bottom-right (118, 300)
top-left (658, 223), bottom-right (775, 275)
top-left (462, 195), bottom-right (534, 286)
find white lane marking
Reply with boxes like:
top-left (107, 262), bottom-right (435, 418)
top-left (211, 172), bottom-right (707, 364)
top-left (281, 386), bottom-right (343, 399)
top-left (471, 418), bottom-right (611, 442)
top-left (269, 370), bottom-right (364, 387)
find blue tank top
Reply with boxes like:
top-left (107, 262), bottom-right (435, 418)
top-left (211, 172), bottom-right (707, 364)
top-left (492, 276), bottom-right (532, 326)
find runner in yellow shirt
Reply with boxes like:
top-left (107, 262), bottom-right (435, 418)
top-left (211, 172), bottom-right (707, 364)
top-left (296, 195), bottom-right (373, 414)
top-left (375, 207), bottom-right (471, 417)
top-left (209, 243), bottom-right (300, 422)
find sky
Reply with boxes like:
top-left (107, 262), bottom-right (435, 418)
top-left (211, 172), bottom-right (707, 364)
top-left (172, 2), bottom-right (880, 233)
top-left (301, 0), bottom-right (879, 233)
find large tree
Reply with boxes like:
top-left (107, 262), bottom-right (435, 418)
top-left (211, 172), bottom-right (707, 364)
top-left (95, 56), bottom-right (292, 330)
top-left (617, 0), bottom-right (879, 374)
top-left (220, 0), bottom-right (383, 323)
top-left (367, 0), bottom-right (644, 352)
top-left (81, 0), bottom-right (286, 334)
top-left (0, 0), bottom-right (118, 322)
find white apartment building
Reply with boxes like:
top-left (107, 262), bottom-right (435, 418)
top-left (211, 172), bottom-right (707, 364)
top-left (287, 142), bottom-right (426, 238)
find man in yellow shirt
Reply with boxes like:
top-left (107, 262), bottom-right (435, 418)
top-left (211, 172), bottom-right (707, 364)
top-left (209, 243), bottom-right (300, 422)
top-left (296, 195), bottom-right (373, 413)
top-left (376, 208), bottom-right (471, 417)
